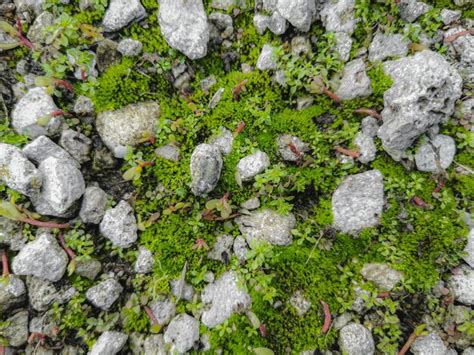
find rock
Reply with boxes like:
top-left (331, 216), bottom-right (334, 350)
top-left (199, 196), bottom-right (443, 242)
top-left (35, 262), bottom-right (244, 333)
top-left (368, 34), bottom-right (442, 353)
top-left (240, 197), bottom-right (260, 210)
top-left (59, 129), bottom-right (92, 164)
top-left (28, 11), bottom-right (54, 43)
top-left (208, 234), bottom-right (234, 263)
top-left (276, 0), bottom-right (315, 32)
top-left (440, 9), bottom-right (461, 25)
top-left (170, 279), bottom-right (195, 302)
top-left (378, 51), bottom-right (462, 160)
top-left (277, 134), bottom-right (308, 162)
top-left (158, 0), bottom-right (209, 59)
top-left (414, 134), bottom-right (456, 172)
top-left (411, 332), bottom-right (447, 355)
top-left (11, 87), bottom-right (59, 138)
top-left (0, 311), bottom-right (28, 347)
top-left (444, 26), bottom-right (474, 67)
top-left (209, 87), bottom-right (225, 109)
top-left (449, 265), bottom-right (474, 306)
top-left (335, 59), bottom-right (372, 100)
top-left (334, 312), bottom-right (352, 330)
top-left (209, 127), bottom-right (234, 155)
top-left (236, 209), bottom-right (296, 246)
top-left (149, 298), bottom-right (176, 327)
top-left (289, 290), bottom-right (311, 316)
top-left (209, 12), bottom-right (233, 39)
top-left (164, 314), bottom-right (200, 353)
top-left (0, 143), bottom-right (42, 197)
top-left (267, 11), bottom-right (287, 35)
top-left (0, 275), bottom-right (26, 312)
top-left (155, 144), bottom-right (180, 162)
top-left (144, 334), bottom-right (166, 355)
top-left (360, 263), bottom-right (403, 291)
top-left (99, 200), bottom-right (138, 248)
top-left (463, 229), bottom-right (474, 268)
top-left (351, 287), bottom-right (370, 314)
top-left (75, 258), bottom-right (102, 280)
top-left (89, 331), bottom-right (128, 355)
top-left (338, 323), bottom-right (375, 355)
top-left (361, 117), bottom-right (379, 138)
top-left (291, 36), bottom-right (311, 57)
top-left (14, 0), bottom-right (43, 15)
top-left (96, 102), bottom-right (160, 158)
top-left (190, 143), bottom-right (223, 196)
top-left (135, 246), bottom-right (154, 274)
top-left (73, 95), bottom-right (94, 115)
top-left (211, 0), bottom-right (240, 10)
top-left (201, 271), bottom-right (251, 328)
top-left (96, 39), bottom-right (120, 72)
top-left (12, 230), bottom-right (68, 282)
top-left (463, 348), bottom-right (474, 355)
top-left (236, 150), bottom-right (270, 182)
top-left (200, 75), bottom-right (217, 94)
top-left (320, 0), bottom-right (356, 34)
top-left (296, 96), bottom-right (314, 110)
top-left (368, 32), bottom-right (409, 62)
top-left (32, 157), bottom-right (85, 217)
top-left (233, 235), bottom-right (249, 263)
top-left (23, 135), bottom-right (78, 168)
top-left (256, 44), bottom-right (277, 71)
top-left (398, 0), bottom-right (431, 23)
top-left (0, 218), bottom-right (26, 251)
top-left (79, 186), bottom-right (108, 224)
top-left (29, 313), bottom-right (58, 338)
top-left (332, 170), bottom-right (384, 234)
top-left (117, 38), bottom-right (143, 57)
top-left (86, 278), bottom-right (123, 310)
top-left (354, 132), bottom-right (376, 164)
top-left (102, 0), bottom-right (146, 32)
top-left (26, 276), bottom-right (75, 311)
top-left (334, 32), bottom-right (352, 62)
top-left (253, 14), bottom-right (271, 35)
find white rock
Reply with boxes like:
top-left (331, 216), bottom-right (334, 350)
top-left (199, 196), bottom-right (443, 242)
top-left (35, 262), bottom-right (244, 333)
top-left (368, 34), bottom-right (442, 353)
top-left (99, 201), bottom-right (138, 248)
top-left (164, 314), bottom-right (200, 353)
top-left (236, 150), bottom-right (270, 182)
top-left (89, 331), bottom-right (128, 355)
top-left (102, 0), bottom-right (146, 32)
top-left (256, 44), bottom-right (277, 71)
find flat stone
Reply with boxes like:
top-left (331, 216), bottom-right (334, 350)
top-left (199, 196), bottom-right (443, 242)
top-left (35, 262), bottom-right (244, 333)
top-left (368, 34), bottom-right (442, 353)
top-left (135, 246), bottom-right (154, 274)
top-left (190, 143), bottom-right (223, 196)
top-left (411, 332), bottom-right (447, 355)
top-left (102, 0), bottom-right (146, 32)
top-left (332, 170), bottom-right (384, 234)
top-left (360, 263), bottom-right (403, 291)
top-left (155, 144), bottom-right (180, 161)
top-left (201, 271), bottom-right (251, 328)
top-left (338, 323), bottom-right (375, 355)
top-left (257, 44), bottom-right (277, 71)
top-left (12, 230), bottom-right (68, 282)
top-left (440, 9), bottom-right (461, 25)
top-left (335, 59), bottom-right (372, 100)
top-left (276, 0), bottom-right (315, 32)
top-left (150, 298), bottom-right (176, 327)
top-left (0, 311), bottom-right (28, 347)
top-left (414, 134), bottom-right (456, 173)
top-left (236, 150), bottom-right (270, 182)
top-left (354, 132), bottom-right (376, 164)
top-left (0, 275), bottom-right (26, 312)
top-left (86, 279), bottom-right (123, 310)
top-left (320, 0), bottom-right (356, 34)
top-left (398, 0), bottom-right (431, 23)
top-left (59, 129), bottom-right (92, 164)
top-left (117, 38), bottom-right (143, 57)
top-left (90, 331), bottom-right (128, 355)
top-left (99, 200), bottom-right (138, 248)
top-left (23, 135), bottom-right (79, 168)
top-left (289, 290), bottom-right (311, 316)
top-left (164, 314), bottom-right (200, 353)
top-left (240, 197), bottom-right (260, 210)
top-left (268, 11), bottom-right (287, 35)
top-left (449, 265), bottom-right (474, 306)
top-left (277, 134), bottom-right (308, 162)
top-left (79, 186), bottom-right (108, 224)
top-left (368, 32), bottom-right (409, 62)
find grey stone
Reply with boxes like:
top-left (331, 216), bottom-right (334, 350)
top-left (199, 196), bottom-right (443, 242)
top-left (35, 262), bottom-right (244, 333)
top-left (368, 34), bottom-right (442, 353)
top-left (75, 258), bottom-right (102, 280)
top-left (209, 87), bottom-right (225, 109)
top-left (96, 39), bottom-right (120, 72)
top-left (155, 144), bottom-right (180, 162)
top-left (338, 323), bottom-right (375, 355)
top-left (201, 271), bottom-right (251, 328)
top-left (80, 186), bottom-right (108, 224)
top-left (334, 312), bottom-right (352, 330)
top-left (411, 332), bottom-right (447, 355)
top-left (256, 44), bottom-right (277, 71)
top-left (463, 348), bottom-right (474, 355)
top-left (233, 236), bottom-right (249, 263)
top-left (164, 314), bottom-right (200, 353)
top-left (0, 142), bottom-right (42, 197)
top-left (334, 32), bottom-right (352, 62)
top-left (291, 36), bottom-right (311, 57)
top-left (268, 11), bottom-right (287, 35)
top-left (445, 26), bottom-right (474, 66)
top-left (26, 276), bottom-right (75, 311)
top-left (209, 127), bottom-right (234, 155)
top-left (29, 313), bottom-right (58, 338)
top-left (449, 265), bottom-right (474, 306)
top-left (332, 170), bottom-right (384, 234)
top-left (211, 0), bottom-right (241, 10)
top-left (454, 0), bottom-right (474, 5)
top-left (158, 0), bottom-right (209, 60)
top-left (351, 287), bottom-right (370, 314)
top-left (241, 197), bottom-right (260, 210)
top-left (209, 12), bottom-right (233, 39)
top-left (368, 32), bottom-right (409, 62)
top-left (0, 218), bottom-right (26, 251)
top-left (150, 298), bottom-right (176, 326)
top-left (354, 132), bottom-right (376, 164)
top-left (23, 135), bottom-right (78, 168)
top-left (274, 70), bottom-right (287, 86)
top-left (235, 209), bottom-right (296, 246)
top-left (200, 75), bottom-right (217, 94)
top-left (277, 134), bottom-right (308, 162)
top-left (360, 263), bottom-right (403, 291)
top-left (190, 143), bottom-right (223, 196)
top-left (135, 246), bottom-right (154, 274)
top-left (289, 290), bottom-right (311, 316)
top-left (276, 0), bottom-right (315, 32)
top-left (144, 334), bottom-right (166, 355)
top-left (59, 129), bottom-right (92, 164)
top-left (320, 0), bottom-right (356, 34)
top-left (28, 11), bottom-right (54, 43)
top-left (378, 51), bottom-right (462, 160)
top-left (14, 0), bottom-right (43, 15)
top-left (398, 0), bottom-right (431, 23)
top-left (253, 14), bottom-right (270, 35)
top-left (361, 117), bottom-right (379, 138)
top-left (89, 331), bottom-right (128, 355)
top-left (414, 134), bottom-right (456, 173)
top-left (102, 0), bottom-right (146, 32)
top-left (73, 95), bottom-right (94, 115)
top-left (208, 234), bottom-right (234, 263)
top-left (11, 87), bottom-right (59, 138)
top-left (96, 101), bottom-right (159, 158)
top-left (440, 9), bottom-right (461, 25)
top-left (117, 38), bottom-right (143, 57)
top-left (12, 230), bottom-right (68, 282)
top-left (296, 97), bottom-right (314, 111)
top-left (236, 150), bottom-right (270, 182)
top-left (0, 311), bottom-right (28, 347)
top-left (32, 157), bottom-right (85, 217)
top-left (100, 200), bottom-right (138, 248)
top-left (335, 59), bottom-right (372, 100)
top-left (0, 275), bottom-right (26, 312)
top-left (86, 278), bottom-right (123, 310)
top-left (463, 229), bottom-right (474, 268)
top-left (170, 279), bottom-right (195, 302)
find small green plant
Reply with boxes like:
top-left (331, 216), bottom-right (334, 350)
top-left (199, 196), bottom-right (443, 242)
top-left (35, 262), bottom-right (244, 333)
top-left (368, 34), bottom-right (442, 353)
top-left (204, 193), bottom-right (233, 219)
top-left (0, 200), bottom-right (69, 229)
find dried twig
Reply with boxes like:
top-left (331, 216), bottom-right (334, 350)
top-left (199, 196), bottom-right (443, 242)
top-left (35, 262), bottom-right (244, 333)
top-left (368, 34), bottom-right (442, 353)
top-left (354, 108), bottom-right (383, 120)
top-left (335, 146), bottom-right (360, 158)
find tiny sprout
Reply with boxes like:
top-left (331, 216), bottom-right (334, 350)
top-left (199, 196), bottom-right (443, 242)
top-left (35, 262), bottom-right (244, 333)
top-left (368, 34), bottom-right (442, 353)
top-left (0, 18), bottom-right (34, 51)
top-left (233, 121), bottom-right (246, 138)
top-left (0, 200), bottom-right (69, 229)
top-left (309, 77), bottom-right (341, 104)
top-left (204, 192), bottom-right (233, 220)
top-left (123, 161), bottom-right (155, 181)
top-left (192, 238), bottom-right (209, 251)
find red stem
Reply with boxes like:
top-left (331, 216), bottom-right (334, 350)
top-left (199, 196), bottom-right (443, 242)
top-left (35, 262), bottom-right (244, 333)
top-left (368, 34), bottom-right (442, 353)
top-left (335, 146), bottom-right (360, 158)
top-left (19, 217), bottom-right (70, 229)
top-left (53, 79), bottom-right (74, 93)
top-left (0, 346), bottom-right (5, 355)
top-left (58, 233), bottom-right (76, 259)
top-left (322, 86), bottom-right (342, 104)
top-left (444, 29), bottom-right (474, 43)
top-left (27, 332), bottom-right (45, 344)
top-left (320, 300), bottom-right (331, 334)
top-left (398, 330), bottom-right (418, 355)
top-left (411, 196), bottom-right (428, 209)
top-left (234, 121), bottom-right (246, 136)
top-left (15, 17), bottom-right (34, 50)
top-left (2, 249), bottom-right (9, 278)
top-left (433, 179), bottom-right (445, 194)
top-left (354, 108), bottom-right (383, 120)
top-left (144, 306), bottom-right (159, 326)
top-left (138, 161), bottom-right (155, 168)
top-left (259, 324), bottom-right (267, 337)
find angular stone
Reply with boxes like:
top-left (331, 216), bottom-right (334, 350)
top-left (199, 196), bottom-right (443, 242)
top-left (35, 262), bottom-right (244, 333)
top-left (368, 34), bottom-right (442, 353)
top-left (440, 9), bottom-right (461, 25)
top-left (368, 32), bottom-right (409, 62)
top-left (411, 332), bottom-right (447, 355)
top-left (23, 135), bottom-right (78, 168)
top-left (277, 134), bottom-right (308, 162)
top-left (268, 11), bottom-right (287, 35)
top-left (449, 265), bottom-right (474, 306)
top-left (209, 127), bottom-right (234, 155)
top-left (190, 144), bottom-right (223, 196)
top-left (12, 230), bottom-right (68, 282)
top-left (0, 218), bottom-right (26, 251)
top-left (150, 298), bottom-right (176, 327)
top-left (102, 0), bottom-right (146, 32)
top-left (253, 14), bottom-right (270, 35)
top-left (332, 170), bottom-right (384, 234)
top-left (59, 129), bottom-right (92, 164)
top-left (86, 279), bottom-right (123, 310)
top-left (208, 234), bottom-right (234, 263)
top-left (334, 31), bottom-right (352, 62)
top-left (256, 44), bottom-right (277, 71)
top-left (361, 263), bottom-right (403, 291)
top-left (338, 323), bottom-right (375, 355)
top-left (28, 11), bottom-right (54, 43)
top-left (0, 275), bottom-right (26, 312)
top-left (26, 276), bottom-right (76, 312)
top-left (289, 290), bottom-right (311, 316)
top-left (398, 0), bottom-right (431, 23)
top-left (320, 0), bottom-right (356, 34)
top-left (354, 132), bottom-right (376, 164)
top-left (155, 144), bottom-right (180, 162)
top-left (117, 38), bottom-right (143, 57)
top-left (233, 235), bottom-right (249, 263)
top-left (463, 229), bottom-right (474, 268)
top-left (240, 197), bottom-right (260, 210)
top-left (236, 150), bottom-right (270, 182)
top-left (335, 59), bottom-right (372, 100)
top-left (96, 102), bottom-right (160, 158)
top-left (414, 134), bottom-right (456, 172)
top-left (90, 331), bottom-right (128, 355)
top-left (276, 0), bottom-right (315, 32)
top-left (99, 200), bottom-right (138, 248)
top-left (135, 246), bottom-right (154, 274)
top-left (79, 186), bottom-right (108, 224)
top-left (158, 0), bottom-right (209, 60)
top-left (75, 258), bottom-right (102, 280)
top-left (170, 279), bottom-right (195, 302)
top-left (14, 0), bottom-right (44, 15)
top-left (361, 116), bottom-right (379, 138)
top-left (0, 311), bottom-right (28, 347)
top-left (164, 314), bottom-right (200, 353)
top-left (73, 95), bottom-right (94, 115)
top-left (144, 334), bottom-right (166, 355)
top-left (201, 271), bottom-right (251, 328)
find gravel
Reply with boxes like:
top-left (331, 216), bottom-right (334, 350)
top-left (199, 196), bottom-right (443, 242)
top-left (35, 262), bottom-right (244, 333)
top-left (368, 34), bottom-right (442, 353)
top-left (86, 278), bottom-right (123, 310)
top-left (338, 323), bottom-right (375, 355)
top-left (99, 200), bottom-right (138, 248)
top-left (89, 331), bottom-right (128, 355)
top-left (163, 314), bottom-right (200, 353)
top-left (102, 0), bottom-right (146, 32)
top-left (236, 150), bottom-right (270, 182)
top-left (190, 143), bottom-right (223, 196)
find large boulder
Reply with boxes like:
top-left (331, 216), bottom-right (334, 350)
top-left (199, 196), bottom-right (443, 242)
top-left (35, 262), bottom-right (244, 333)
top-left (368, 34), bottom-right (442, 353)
top-left (332, 170), bottom-right (384, 234)
top-left (190, 144), bottom-right (223, 196)
top-left (377, 51), bottom-right (462, 160)
top-left (102, 0), bottom-right (146, 32)
top-left (96, 102), bottom-right (160, 158)
top-left (99, 201), bottom-right (138, 248)
top-left (158, 0), bottom-right (209, 60)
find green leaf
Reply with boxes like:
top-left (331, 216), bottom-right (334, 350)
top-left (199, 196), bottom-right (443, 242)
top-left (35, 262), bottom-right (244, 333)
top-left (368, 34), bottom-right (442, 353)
top-left (0, 200), bottom-right (23, 221)
top-left (205, 199), bottom-right (220, 210)
top-left (123, 167), bottom-right (138, 181)
top-left (253, 348), bottom-right (274, 355)
top-left (0, 21), bottom-right (18, 37)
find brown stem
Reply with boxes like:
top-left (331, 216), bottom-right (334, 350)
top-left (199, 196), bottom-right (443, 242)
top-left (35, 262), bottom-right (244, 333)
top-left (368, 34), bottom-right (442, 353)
top-left (398, 330), bottom-right (418, 355)
top-left (2, 249), bottom-right (9, 278)
top-left (144, 306), bottom-right (159, 326)
top-left (444, 29), bottom-right (474, 43)
top-left (354, 108), bottom-right (383, 120)
top-left (58, 233), bottom-right (76, 259)
top-left (27, 332), bottom-right (45, 344)
top-left (19, 217), bottom-right (70, 229)
top-left (320, 300), bottom-right (331, 334)
top-left (322, 86), bottom-right (342, 104)
top-left (335, 146), bottom-right (360, 158)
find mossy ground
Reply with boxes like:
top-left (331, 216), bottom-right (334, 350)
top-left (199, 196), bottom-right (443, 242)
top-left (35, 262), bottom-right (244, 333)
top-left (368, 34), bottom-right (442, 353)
top-left (0, 0), bottom-right (473, 353)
